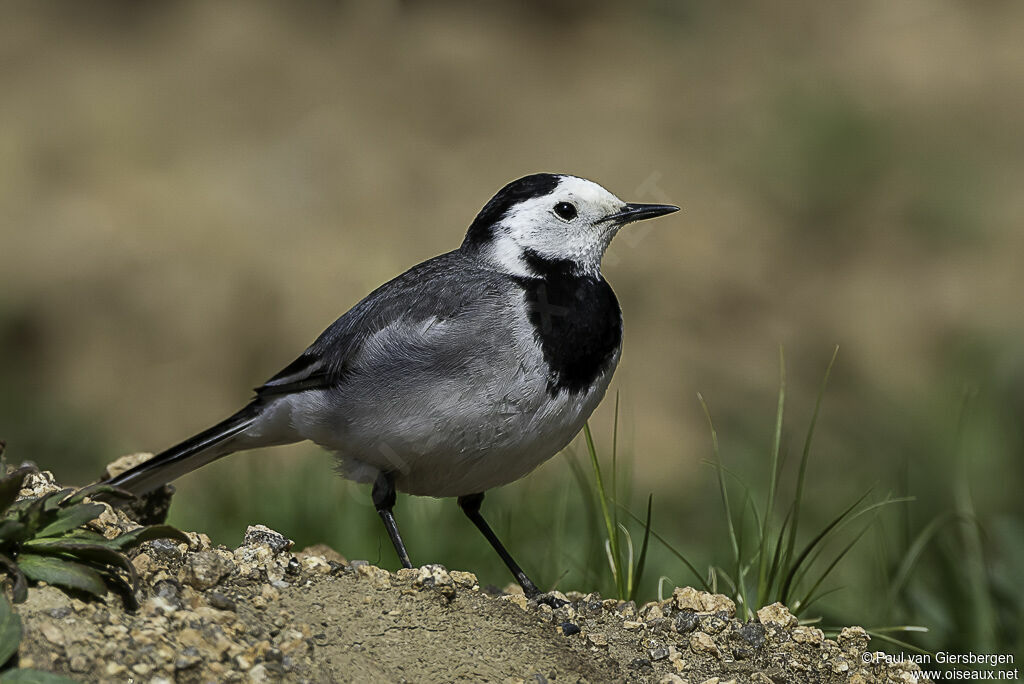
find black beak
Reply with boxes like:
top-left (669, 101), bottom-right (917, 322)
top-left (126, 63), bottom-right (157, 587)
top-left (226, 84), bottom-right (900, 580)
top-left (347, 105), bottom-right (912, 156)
top-left (601, 203), bottom-right (680, 225)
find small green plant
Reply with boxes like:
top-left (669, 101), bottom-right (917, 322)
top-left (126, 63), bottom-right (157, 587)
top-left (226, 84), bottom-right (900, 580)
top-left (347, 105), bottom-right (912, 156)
top-left (695, 347), bottom-right (911, 619)
top-left (0, 462), bottom-right (188, 610)
top-left (618, 347), bottom-right (922, 646)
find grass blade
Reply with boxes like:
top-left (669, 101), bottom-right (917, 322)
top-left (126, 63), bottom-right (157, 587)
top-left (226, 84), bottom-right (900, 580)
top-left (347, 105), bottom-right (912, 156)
top-left (584, 423), bottom-right (624, 598)
top-left (795, 521), bottom-right (873, 610)
top-left (629, 494), bottom-right (653, 602)
top-left (887, 511), bottom-right (969, 601)
top-left (782, 346), bottom-right (839, 578)
top-left (780, 489), bottom-right (870, 603)
top-left (619, 503), bottom-right (711, 592)
top-left (864, 629), bottom-right (932, 655)
top-left (758, 347), bottom-right (786, 605)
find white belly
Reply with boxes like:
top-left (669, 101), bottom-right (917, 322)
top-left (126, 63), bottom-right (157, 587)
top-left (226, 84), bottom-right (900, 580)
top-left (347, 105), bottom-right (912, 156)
top-left (250, 355), bottom-right (616, 498)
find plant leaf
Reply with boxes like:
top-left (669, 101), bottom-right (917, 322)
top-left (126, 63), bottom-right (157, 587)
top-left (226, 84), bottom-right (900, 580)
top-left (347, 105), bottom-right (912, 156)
top-left (757, 347), bottom-right (786, 609)
top-left (779, 489), bottom-right (870, 604)
top-left (16, 554), bottom-right (108, 599)
top-left (34, 503), bottom-right (106, 539)
top-left (109, 525), bottom-right (190, 551)
top-left (0, 553), bottom-right (28, 604)
top-left (781, 346), bottom-right (839, 584)
top-left (0, 466), bottom-right (38, 515)
top-left (629, 494), bottom-right (654, 602)
top-left (0, 668), bottom-right (80, 683)
top-left (57, 528), bottom-right (106, 542)
top-left (101, 571), bottom-right (139, 612)
top-left (619, 503), bottom-right (712, 592)
top-left (41, 489), bottom-right (75, 513)
top-left (20, 541), bottom-right (137, 591)
top-left (0, 592), bottom-right (22, 667)
top-left (0, 520), bottom-right (28, 545)
top-left (584, 423), bottom-right (624, 599)
top-left (16, 492), bottom-right (67, 536)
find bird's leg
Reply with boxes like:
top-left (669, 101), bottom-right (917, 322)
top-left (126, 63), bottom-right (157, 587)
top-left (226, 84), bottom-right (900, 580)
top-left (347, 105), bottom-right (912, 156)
top-left (372, 472), bottom-right (413, 569)
top-left (457, 492), bottom-right (540, 598)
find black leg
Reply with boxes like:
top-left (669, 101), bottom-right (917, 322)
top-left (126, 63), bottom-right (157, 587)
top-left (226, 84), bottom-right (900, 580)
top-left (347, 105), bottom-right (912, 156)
top-left (372, 472), bottom-right (412, 569)
top-left (458, 492), bottom-right (540, 597)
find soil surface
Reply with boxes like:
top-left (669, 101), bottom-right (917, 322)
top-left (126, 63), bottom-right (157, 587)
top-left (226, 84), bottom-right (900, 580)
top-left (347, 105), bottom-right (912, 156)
top-left (11, 470), bottom-right (931, 683)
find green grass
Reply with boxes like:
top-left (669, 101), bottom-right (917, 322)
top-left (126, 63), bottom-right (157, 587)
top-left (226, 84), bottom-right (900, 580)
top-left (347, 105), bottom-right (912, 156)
top-left (609, 348), bottom-right (913, 625)
top-left (578, 393), bottom-right (652, 601)
top-left (4, 342), bottom-right (1019, 657)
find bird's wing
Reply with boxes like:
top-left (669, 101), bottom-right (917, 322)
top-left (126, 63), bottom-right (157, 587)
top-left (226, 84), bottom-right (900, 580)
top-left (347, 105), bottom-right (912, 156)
top-left (254, 251), bottom-right (511, 400)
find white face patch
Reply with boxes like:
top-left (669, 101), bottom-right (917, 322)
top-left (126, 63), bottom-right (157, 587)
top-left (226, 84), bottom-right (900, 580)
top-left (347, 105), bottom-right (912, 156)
top-left (486, 176), bottom-right (627, 276)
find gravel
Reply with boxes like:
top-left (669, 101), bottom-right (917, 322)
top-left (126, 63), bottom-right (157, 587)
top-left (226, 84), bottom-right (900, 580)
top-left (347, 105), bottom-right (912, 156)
top-left (10, 471), bottom-right (931, 683)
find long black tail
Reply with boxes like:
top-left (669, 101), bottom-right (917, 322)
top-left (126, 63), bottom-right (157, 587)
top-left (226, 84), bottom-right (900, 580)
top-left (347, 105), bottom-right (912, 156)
top-left (105, 402), bottom-right (262, 496)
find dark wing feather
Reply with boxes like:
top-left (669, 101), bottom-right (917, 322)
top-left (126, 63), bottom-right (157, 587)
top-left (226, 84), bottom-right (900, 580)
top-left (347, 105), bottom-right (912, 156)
top-left (255, 352), bottom-right (342, 398)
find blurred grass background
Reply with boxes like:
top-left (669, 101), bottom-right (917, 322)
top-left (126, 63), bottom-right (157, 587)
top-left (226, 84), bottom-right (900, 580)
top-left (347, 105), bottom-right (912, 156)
top-left (1, 0), bottom-right (1022, 656)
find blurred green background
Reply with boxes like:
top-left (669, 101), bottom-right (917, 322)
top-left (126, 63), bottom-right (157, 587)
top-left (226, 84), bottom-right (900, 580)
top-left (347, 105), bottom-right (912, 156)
top-left (2, 0), bottom-right (1022, 657)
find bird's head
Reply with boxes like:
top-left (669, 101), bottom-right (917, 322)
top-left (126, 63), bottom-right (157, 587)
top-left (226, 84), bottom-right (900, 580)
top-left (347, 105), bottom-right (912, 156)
top-left (461, 173), bottom-right (678, 277)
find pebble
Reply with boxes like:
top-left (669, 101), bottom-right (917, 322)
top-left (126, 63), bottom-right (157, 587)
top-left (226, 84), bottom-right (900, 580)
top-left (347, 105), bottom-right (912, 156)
top-left (243, 525), bottom-right (293, 554)
top-left (501, 593), bottom-right (528, 611)
top-left (132, 552), bottom-right (154, 574)
top-left (68, 655), bottom-right (91, 672)
top-left (559, 622), bottom-right (580, 636)
top-left (300, 555), bottom-right (332, 575)
top-left (756, 602), bottom-right (799, 629)
top-left (672, 586), bottom-right (736, 616)
top-left (248, 663), bottom-right (269, 682)
top-left (356, 563), bottom-right (392, 590)
top-left (837, 625), bottom-right (871, 653)
top-left (649, 646), bottom-right (670, 661)
top-left (689, 631), bottom-right (720, 658)
top-left (147, 539), bottom-right (182, 561)
top-left (412, 565), bottom-right (455, 599)
top-left (449, 570), bottom-right (479, 589)
top-left (40, 623), bottom-right (64, 645)
top-left (641, 603), bottom-right (665, 621)
top-left (792, 625), bottom-right (824, 644)
top-left (395, 567), bottom-right (419, 582)
top-left (208, 591), bottom-right (237, 611)
top-left (674, 611), bottom-right (699, 634)
top-left (184, 550), bottom-right (234, 590)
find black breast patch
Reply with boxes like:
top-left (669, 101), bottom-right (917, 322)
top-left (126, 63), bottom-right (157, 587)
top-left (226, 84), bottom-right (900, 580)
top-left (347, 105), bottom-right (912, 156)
top-left (514, 251), bottom-right (622, 396)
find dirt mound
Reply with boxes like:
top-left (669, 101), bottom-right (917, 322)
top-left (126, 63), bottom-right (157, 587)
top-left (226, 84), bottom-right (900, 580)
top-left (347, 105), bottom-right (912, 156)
top-left (9, 473), bottom-right (929, 683)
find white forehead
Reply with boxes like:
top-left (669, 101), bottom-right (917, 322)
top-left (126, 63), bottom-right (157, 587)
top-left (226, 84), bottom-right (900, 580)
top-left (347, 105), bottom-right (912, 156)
top-left (503, 175), bottom-right (624, 225)
top-left (550, 175), bottom-right (623, 210)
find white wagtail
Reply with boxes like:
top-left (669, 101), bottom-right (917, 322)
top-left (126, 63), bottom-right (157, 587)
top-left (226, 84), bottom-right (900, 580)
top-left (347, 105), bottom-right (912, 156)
top-left (104, 173), bottom-right (678, 596)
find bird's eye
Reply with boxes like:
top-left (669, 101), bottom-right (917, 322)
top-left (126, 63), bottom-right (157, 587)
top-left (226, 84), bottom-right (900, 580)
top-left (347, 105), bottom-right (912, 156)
top-left (553, 202), bottom-right (577, 221)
